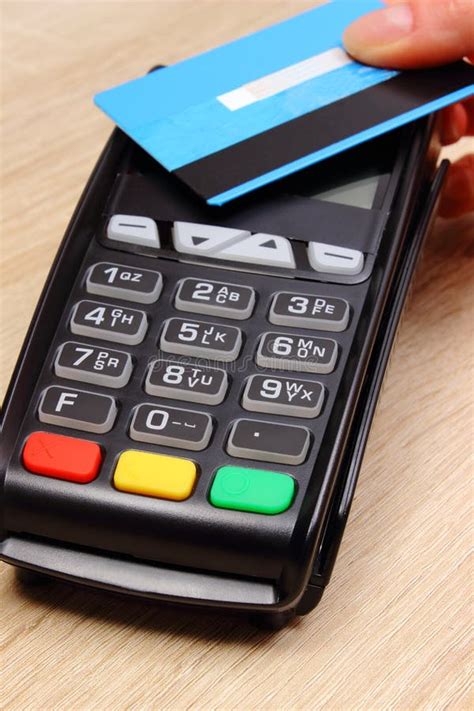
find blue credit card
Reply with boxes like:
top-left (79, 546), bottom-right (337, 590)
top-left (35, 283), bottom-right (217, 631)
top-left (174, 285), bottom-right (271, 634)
top-left (95, 0), bottom-right (474, 206)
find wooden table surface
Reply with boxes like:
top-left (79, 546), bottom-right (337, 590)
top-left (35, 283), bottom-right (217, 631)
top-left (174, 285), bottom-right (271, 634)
top-left (1, 2), bottom-right (473, 709)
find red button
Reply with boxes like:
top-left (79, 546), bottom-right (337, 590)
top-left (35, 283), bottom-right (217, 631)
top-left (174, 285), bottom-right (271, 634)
top-left (22, 431), bottom-right (102, 483)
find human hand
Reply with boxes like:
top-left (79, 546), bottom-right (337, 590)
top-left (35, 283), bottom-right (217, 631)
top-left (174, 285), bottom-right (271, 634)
top-left (344, 0), bottom-right (474, 218)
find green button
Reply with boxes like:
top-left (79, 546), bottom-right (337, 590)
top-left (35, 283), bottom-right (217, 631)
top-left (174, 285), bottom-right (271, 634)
top-left (210, 466), bottom-right (295, 515)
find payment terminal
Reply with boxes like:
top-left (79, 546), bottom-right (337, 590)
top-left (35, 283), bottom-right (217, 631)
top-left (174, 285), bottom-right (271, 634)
top-left (0, 114), bottom-right (447, 628)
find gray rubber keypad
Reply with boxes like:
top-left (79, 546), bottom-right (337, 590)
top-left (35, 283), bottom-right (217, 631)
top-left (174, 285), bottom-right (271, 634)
top-left (130, 403), bottom-right (213, 451)
top-left (55, 341), bottom-right (133, 388)
top-left (34, 219), bottom-right (360, 473)
top-left (175, 278), bottom-right (255, 320)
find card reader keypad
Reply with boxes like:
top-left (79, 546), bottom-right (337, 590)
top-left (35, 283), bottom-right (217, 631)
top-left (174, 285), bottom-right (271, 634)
top-left (25, 213), bottom-right (362, 516)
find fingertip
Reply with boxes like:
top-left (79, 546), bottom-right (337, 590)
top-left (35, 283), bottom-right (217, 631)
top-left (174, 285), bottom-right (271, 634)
top-left (439, 155), bottom-right (474, 219)
top-left (440, 104), bottom-right (469, 146)
top-left (343, 5), bottom-right (414, 67)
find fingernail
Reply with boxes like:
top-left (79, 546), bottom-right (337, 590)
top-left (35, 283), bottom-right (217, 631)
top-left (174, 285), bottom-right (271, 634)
top-left (345, 4), bottom-right (414, 47)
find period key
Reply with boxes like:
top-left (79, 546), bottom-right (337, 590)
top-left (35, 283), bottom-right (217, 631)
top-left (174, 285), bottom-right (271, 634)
top-left (227, 419), bottom-right (310, 465)
top-left (145, 360), bottom-right (228, 405)
top-left (70, 300), bottom-right (147, 345)
top-left (86, 262), bottom-right (163, 304)
top-left (55, 342), bottom-right (133, 388)
top-left (175, 278), bottom-right (255, 320)
top-left (256, 332), bottom-right (338, 374)
top-left (160, 318), bottom-right (242, 361)
top-left (269, 292), bottom-right (349, 332)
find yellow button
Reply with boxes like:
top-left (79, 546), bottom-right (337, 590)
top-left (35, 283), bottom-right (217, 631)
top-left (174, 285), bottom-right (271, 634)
top-left (114, 450), bottom-right (197, 501)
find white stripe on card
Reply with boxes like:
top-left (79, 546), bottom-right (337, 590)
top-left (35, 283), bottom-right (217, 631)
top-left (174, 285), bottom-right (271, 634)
top-left (217, 47), bottom-right (353, 111)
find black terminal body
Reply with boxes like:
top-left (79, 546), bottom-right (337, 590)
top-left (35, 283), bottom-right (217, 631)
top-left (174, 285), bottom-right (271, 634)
top-left (0, 113), bottom-right (447, 629)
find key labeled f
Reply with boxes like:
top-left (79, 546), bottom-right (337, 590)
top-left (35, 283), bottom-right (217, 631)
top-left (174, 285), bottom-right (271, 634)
top-left (55, 392), bottom-right (78, 412)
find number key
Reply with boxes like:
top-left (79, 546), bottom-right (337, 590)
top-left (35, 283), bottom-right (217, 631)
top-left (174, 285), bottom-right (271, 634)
top-left (130, 404), bottom-right (213, 451)
top-left (86, 262), bottom-right (163, 304)
top-left (175, 278), bottom-right (255, 320)
top-left (256, 332), bottom-right (338, 374)
top-left (269, 292), bottom-right (349, 332)
top-left (145, 360), bottom-right (228, 405)
top-left (55, 342), bottom-right (133, 388)
top-left (70, 300), bottom-right (147, 345)
top-left (160, 318), bottom-right (242, 362)
top-left (242, 375), bottom-right (324, 418)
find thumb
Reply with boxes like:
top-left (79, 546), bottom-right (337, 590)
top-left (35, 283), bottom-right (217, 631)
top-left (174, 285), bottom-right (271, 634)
top-left (344, 0), bottom-right (474, 69)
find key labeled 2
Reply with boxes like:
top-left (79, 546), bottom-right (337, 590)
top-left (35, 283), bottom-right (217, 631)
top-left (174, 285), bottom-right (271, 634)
top-left (269, 292), bottom-right (349, 332)
top-left (256, 332), bottom-right (337, 374)
top-left (175, 278), bottom-right (255, 320)
top-left (70, 300), bottom-right (147, 345)
top-left (160, 318), bottom-right (242, 361)
top-left (242, 375), bottom-right (324, 418)
top-left (55, 342), bottom-right (133, 388)
top-left (86, 262), bottom-right (162, 304)
top-left (130, 404), bottom-right (213, 451)
top-left (146, 360), bottom-right (228, 405)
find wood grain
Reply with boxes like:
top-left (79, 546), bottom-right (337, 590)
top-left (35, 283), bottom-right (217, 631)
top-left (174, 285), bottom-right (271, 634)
top-left (1, 3), bottom-right (473, 709)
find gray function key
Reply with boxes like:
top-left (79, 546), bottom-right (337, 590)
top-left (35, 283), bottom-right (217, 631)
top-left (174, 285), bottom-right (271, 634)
top-left (269, 292), bottom-right (349, 332)
top-left (242, 375), bottom-right (324, 418)
top-left (160, 318), bottom-right (242, 362)
top-left (54, 342), bottom-right (133, 389)
top-left (70, 300), bottom-right (147, 345)
top-left (308, 242), bottom-right (364, 276)
top-left (38, 385), bottom-right (117, 434)
top-left (175, 278), bottom-right (255, 320)
top-left (216, 232), bottom-right (296, 269)
top-left (107, 214), bottom-right (160, 249)
top-left (86, 263), bottom-right (163, 304)
top-left (130, 404), bottom-right (213, 451)
top-left (257, 332), bottom-right (338, 374)
top-left (227, 419), bottom-right (310, 465)
top-left (146, 360), bottom-right (228, 405)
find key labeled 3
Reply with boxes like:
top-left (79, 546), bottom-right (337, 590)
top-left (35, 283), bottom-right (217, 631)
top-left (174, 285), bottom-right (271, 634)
top-left (160, 318), bottom-right (242, 361)
top-left (269, 292), bottom-right (349, 332)
top-left (242, 375), bottom-right (324, 418)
